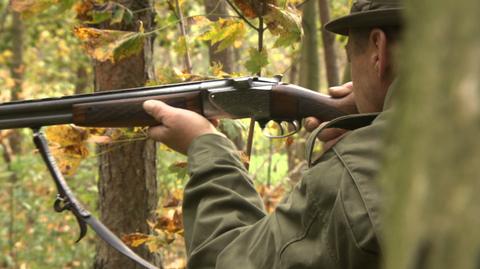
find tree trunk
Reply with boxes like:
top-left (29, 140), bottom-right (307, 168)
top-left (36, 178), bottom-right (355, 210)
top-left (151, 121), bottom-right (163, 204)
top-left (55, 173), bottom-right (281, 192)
top-left (74, 65), bottom-right (89, 95)
top-left (299, 0), bottom-right (320, 91)
top-left (318, 0), bottom-right (339, 87)
top-left (8, 12), bottom-right (24, 155)
top-left (290, 2), bottom-right (320, 182)
top-left (93, 1), bottom-right (160, 268)
top-left (382, 0), bottom-right (480, 268)
top-left (203, 0), bottom-right (234, 73)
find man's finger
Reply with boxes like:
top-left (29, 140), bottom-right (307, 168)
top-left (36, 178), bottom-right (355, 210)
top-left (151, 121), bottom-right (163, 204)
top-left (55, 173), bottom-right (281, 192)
top-left (317, 128), bottom-right (347, 143)
top-left (147, 125), bottom-right (168, 141)
top-left (304, 117), bottom-right (320, 132)
top-left (328, 81), bottom-right (353, 98)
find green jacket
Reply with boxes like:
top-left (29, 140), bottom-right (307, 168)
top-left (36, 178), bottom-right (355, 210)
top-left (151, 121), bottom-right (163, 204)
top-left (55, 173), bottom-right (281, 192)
top-left (183, 111), bottom-right (387, 269)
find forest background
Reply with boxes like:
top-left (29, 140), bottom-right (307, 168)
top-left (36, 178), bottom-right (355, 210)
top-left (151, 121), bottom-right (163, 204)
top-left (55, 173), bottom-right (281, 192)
top-left (0, 0), bottom-right (352, 268)
top-left (2, 0), bottom-right (480, 269)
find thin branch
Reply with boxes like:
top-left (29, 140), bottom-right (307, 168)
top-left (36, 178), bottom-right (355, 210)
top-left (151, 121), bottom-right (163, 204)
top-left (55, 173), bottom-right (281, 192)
top-left (224, 0), bottom-right (259, 31)
top-left (246, 0), bottom-right (267, 170)
top-left (174, 0), bottom-right (192, 73)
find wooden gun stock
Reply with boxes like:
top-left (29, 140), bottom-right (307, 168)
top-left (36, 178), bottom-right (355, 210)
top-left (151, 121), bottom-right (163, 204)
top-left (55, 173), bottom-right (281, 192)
top-left (270, 84), bottom-right (356, 121)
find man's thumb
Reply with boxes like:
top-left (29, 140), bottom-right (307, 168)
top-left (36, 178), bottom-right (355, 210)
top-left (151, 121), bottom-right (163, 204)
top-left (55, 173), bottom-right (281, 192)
top-left (143, 100), bottom-right (169, 121)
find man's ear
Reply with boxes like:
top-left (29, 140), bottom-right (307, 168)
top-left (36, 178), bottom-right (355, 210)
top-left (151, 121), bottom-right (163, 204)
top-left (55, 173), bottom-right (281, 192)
top-left (368, 28), bottom-right (388, 79)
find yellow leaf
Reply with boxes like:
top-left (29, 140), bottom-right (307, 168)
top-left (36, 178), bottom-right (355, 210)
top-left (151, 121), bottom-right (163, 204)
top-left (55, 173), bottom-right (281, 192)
top-left (45, 125), bottom-right (88, 146)
top-left (197, 19), bottom-right (246, 52)
top-left (121, 232), bottom-right (151, 248)
top-left (10, 0), bottom-right (57, 16)
top-left (73, 27), bottom-right (144, 62)
top-left (211, 62), bottom-right (230, 78)
top-left (45, 125), bottom-right (90, 175)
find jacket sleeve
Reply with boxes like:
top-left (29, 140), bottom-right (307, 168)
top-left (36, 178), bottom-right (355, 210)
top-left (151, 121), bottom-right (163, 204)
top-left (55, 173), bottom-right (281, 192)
top-left (183, 134), bottom-right (379, 269)
top-left (184, 134), bottom-right (268, 268)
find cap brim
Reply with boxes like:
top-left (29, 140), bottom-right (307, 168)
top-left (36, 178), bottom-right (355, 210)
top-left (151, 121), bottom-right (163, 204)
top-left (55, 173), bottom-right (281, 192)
top-left (325, 8), bottom-right (403, 36)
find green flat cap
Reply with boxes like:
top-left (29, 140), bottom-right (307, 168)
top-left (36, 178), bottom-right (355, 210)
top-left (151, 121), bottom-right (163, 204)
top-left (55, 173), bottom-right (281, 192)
top-left (325, 0), bottom-right (404, 35)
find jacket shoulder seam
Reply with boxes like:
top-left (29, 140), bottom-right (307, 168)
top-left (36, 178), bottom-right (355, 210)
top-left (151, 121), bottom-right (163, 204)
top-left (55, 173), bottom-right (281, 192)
top-left (332, 146), bottom-right (378, 253)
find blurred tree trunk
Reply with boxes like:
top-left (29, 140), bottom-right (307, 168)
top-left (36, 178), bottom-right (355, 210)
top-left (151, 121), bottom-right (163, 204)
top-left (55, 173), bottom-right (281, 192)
top-left (8, 12), bottom-right (23, 154)
top-left (318, 0), bottom-right (339, 87)
top-left (299, 0), bottom-right (320, 91)
top-left (74, 65), bottom-right (89, 95)
top-left (289, 1), bottom-right (320, 182)
top-left (382, 0), bottom-right (480, 268)
top-left (204, 0), bottom-right (234, 73)
top-left (93, 1), bottom-right (160, 268)
top-left (2, 11), bottom-right (24, 268)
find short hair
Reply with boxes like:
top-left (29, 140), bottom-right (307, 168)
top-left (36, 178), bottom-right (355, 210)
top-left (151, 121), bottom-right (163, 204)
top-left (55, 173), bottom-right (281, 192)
top-left (349, 26), bottom-right (402, 54)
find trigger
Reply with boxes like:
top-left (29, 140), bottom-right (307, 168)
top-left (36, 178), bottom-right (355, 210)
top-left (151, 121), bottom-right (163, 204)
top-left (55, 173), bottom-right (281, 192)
top-left (292, 120), bottom-right (301, 132)
top-left (276, 121), bottom-right (285, 136)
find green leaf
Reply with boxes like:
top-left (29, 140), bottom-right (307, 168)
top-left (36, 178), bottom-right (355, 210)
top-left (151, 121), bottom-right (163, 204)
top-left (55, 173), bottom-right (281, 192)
top-left (89, 10), bottom-right (112, 24)
top-left (198, 18), bottom-right (246, 52)
top-left (111, 6), bottom-right (126, 24)
top-left (264, 5), bottom-right (303, 48)
top-left (245, 48), bottom-right (269, 74)
top-left (112, 33), bottom-right (145, 62)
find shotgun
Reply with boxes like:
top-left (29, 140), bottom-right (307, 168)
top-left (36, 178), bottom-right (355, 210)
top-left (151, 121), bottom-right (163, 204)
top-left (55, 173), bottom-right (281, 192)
top-left (0, 76), bottom-right (356, 269)
top-left (0, 76), bottom-right (354, 133)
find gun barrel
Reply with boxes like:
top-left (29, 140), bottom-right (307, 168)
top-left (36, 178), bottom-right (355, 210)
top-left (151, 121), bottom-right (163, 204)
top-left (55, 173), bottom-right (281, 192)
top-left (0, 79), bottom-right (232, 130)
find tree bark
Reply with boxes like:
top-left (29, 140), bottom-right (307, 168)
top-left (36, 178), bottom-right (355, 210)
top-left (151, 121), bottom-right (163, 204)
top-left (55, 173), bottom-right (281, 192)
top-left (318, 0), bottom-right (339, 87)
top-left (93, 1), bottom-right (160, 268)
top-left (299, 0), bottom-right (320, 91)
top-left (382, 0), bottom-right (480, 268)
top-left (74, 65), bottom-right (89, 95)
top-left (203, 0), bottom-right (234, 73)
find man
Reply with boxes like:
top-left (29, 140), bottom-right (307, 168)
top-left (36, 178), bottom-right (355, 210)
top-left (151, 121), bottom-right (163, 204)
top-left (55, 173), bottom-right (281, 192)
top-left (143, 0), bottom-right (403, 268)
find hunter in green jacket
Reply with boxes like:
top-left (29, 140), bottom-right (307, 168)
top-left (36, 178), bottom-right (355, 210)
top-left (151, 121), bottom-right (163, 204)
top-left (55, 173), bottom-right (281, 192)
top-left (143, 0), bottom-right (404, 268)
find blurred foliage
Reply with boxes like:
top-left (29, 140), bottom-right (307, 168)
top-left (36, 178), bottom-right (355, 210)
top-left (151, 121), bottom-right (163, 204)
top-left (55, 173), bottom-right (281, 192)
top-left (0, 0), bottom-right (351, 268)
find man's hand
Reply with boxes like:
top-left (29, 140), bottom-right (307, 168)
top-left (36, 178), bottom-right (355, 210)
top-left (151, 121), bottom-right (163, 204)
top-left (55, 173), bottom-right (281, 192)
top-left (143, 100), bottom-right (222, 155)
top-left (304, 82), bottom-right (356, 145)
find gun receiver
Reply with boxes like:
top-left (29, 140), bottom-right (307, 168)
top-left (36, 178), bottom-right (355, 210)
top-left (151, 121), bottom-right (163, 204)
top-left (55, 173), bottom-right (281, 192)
top-left (0, 77), bottom-right (354, 131)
